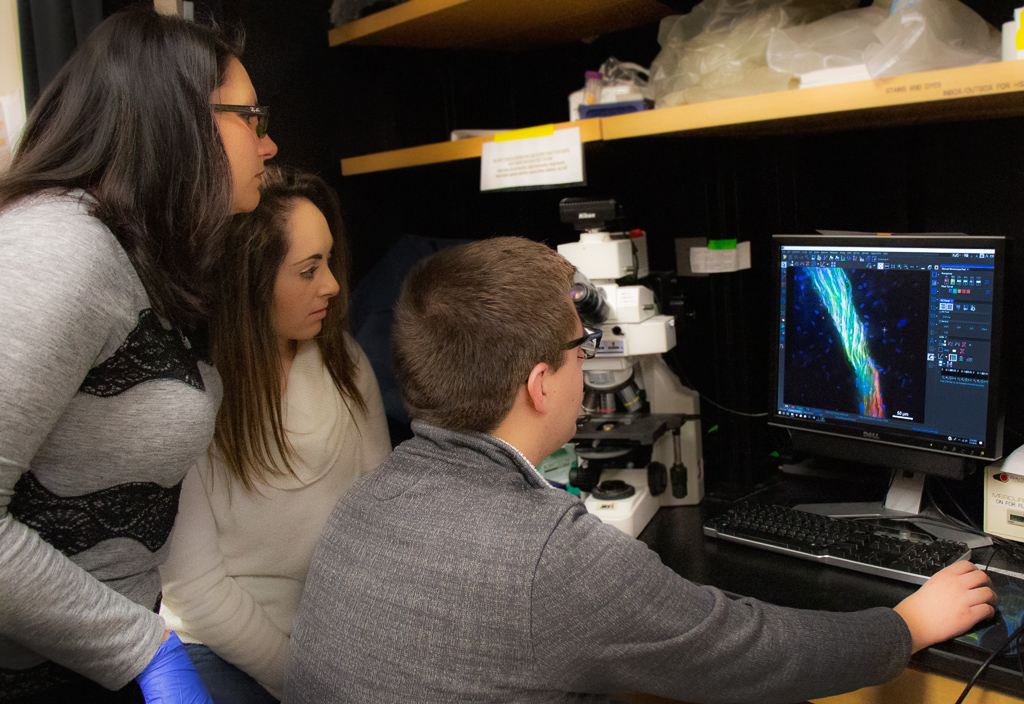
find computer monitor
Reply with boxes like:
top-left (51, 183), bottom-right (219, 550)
top-left (769, 233), bottom-right (1005, 520)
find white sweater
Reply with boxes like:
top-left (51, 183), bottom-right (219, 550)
top-left (159, 338), bottom-right (390, 698)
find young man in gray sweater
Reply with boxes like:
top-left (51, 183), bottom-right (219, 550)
top-left (285, 236), bottom-right (995, 704)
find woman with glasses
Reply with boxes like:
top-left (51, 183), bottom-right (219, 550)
top-left (0, 7), bottom-right (276, 703)
top-left (159, 167), bottom-right (390, 703)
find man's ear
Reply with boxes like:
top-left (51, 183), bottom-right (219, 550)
top-left (524, 362), bottom-right (549, 414)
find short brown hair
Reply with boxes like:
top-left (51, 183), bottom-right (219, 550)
top-left (393, 237), bottom-right (576, 433)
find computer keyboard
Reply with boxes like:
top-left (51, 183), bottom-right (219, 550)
top-left (703, 502), bottom-right (971, 585)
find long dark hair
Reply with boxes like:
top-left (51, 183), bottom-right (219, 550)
top-left (0, 7), bottom-right (242, 328)
top-left (211, 167), bottom-right (365, 491)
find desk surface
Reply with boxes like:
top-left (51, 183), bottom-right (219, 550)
top-left (635, 472), bottom-right (1024, 702)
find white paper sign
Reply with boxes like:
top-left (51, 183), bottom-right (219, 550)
top-left (480, 127), bottom-right (584, 191)
top-left (689, 241), bottom-right (752, 274)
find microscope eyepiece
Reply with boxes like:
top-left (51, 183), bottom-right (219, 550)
top-left (571, 281), bottom-right (610, 325)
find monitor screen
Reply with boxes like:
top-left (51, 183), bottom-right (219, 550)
top-left (769, 234), bottom-right (1005, 480)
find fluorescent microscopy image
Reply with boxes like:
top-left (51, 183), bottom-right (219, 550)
top-left (807, 267), bottom-right (885, 417)
top-left (783, 266), bottom-right (928, 423)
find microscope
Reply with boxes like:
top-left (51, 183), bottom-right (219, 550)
top-left (556, 198), bottom-right (704, 538)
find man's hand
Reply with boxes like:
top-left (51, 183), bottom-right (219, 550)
top-left (894, 561), bottom-right (997, 653)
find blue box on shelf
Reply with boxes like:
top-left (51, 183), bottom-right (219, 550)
top-left (578, 99), bottom-right (648, 120)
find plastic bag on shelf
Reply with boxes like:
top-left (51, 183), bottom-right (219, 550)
top-left (766, 0), bottom-right (999, 84)
top-left (649, 0), bottom-right (859, 108)
top-left (864, 0), bottom-right (1000, 79)
top-left (766, 5), bottom-right (889, 76)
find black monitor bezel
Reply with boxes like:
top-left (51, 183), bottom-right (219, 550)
top-left (768, 233), bottom-right (1006, 472)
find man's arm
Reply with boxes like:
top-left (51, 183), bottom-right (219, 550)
top-left (529, 503), bottom-right (912, 704)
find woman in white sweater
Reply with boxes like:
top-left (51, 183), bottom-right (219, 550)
top-left (159, 167), bottom-right (391, 703)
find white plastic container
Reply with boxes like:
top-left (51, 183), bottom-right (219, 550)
top-left (1002, 7), bottom-right (1023, 61)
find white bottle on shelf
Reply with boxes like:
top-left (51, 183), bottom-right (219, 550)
top-left (1002, 7), bottom-right (1023, 61)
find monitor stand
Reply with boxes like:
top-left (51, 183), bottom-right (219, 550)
top-left (793, 469), bottom-right (992, 549)
top-left (795, 471), bottom-right (925, 519)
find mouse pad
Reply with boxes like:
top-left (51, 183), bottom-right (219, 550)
top-left (954, 570), bottom-right (1024, 656)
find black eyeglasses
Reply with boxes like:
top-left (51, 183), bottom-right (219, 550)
top-left (564, 326), bottom-right (602, 360)
top-left (212, 104), bottom-right (270, 139)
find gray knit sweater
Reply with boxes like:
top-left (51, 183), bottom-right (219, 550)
top-left (0, 192), bottom-right (222, 698)
top-left (285, 420), bottom-right (911, 703)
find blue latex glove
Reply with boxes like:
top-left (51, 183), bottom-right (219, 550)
top-left (136, 632), bottom-right (213, 704)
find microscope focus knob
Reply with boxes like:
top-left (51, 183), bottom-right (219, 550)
top-left (670, 463), bottom-right (689, 499)
top-left (591, 480), bottom-right (636, 501)
top-left (648, 462), bottom-right (667, 496)
top-left (569, 465), bottom-right (602, 493)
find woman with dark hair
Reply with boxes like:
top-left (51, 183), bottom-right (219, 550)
top-left (159, 167), bottom-right (390, 703)
top-left (0, 6), bottom-right (277, 704)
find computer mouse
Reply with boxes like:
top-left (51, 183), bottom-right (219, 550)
top-left (972, 608), bottom-right (1004, 633)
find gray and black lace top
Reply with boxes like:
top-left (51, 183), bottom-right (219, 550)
top-left (0, 191), bottom-right (222, 698)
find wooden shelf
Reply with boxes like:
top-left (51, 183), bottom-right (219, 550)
top-left (602, 61), bottom-right (1024, 141)
top-left (328, 0), bottom-right (673, 50)
top-left (341, 119), bottom-right (603, 176)
top-left (340, 62), bottom-right (1024, 177)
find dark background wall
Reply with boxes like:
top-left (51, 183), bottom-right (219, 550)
top-left (205, 0), bottom-right (1024, 497)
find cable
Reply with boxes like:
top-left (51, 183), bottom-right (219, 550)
top-left (692, 388), bottom-right (769, 418)
top-left (988, 537), bottom-right (1024, 565)
top-left (912, 511), bottom-right (990, 541)
top-left (954, 619), bottom-right (1024, 704)
top-left (932, 478), bottom-right (981, 530)
top-left (983, 544), bottom-right (999, 572)
top-left (920, 482), bottom-right (1024, 561)
top-left (1018, 643), bottom-right (1024, 691)
top-left (631, 270), bottom-right (768, 420)
top-left (665, 343), bottom-right (768, 418)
